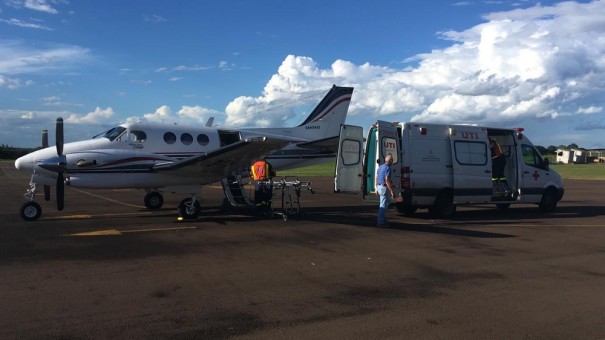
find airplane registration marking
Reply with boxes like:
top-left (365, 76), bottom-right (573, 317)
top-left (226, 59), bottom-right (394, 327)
top-left (64, 226), bottom-right (198, 237)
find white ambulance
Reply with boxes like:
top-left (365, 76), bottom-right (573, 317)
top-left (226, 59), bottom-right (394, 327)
top-left (335, 121), bottom-right (564, 218)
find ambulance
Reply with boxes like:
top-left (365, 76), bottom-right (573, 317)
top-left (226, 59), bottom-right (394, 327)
top-left (335, 121), bottom-right (564, 218)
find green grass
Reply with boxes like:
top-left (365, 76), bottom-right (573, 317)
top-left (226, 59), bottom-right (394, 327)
top-left (278, 162), bottom-right (335, 177)
top-left (549, 163), bottom-right (605, 180)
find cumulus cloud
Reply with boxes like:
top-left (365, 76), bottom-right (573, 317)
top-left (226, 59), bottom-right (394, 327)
top-left (224, 1), bottom-right (605, 132)
top-left (65, 107), bottom-right (115, 124)
top-left (140, 105), bottom-right (222, 125)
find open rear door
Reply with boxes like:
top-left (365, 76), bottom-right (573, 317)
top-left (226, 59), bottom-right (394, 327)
top-left (376, 120), bottom-right (401, 195)
top-left (334, 124), bottom-right (364, 193)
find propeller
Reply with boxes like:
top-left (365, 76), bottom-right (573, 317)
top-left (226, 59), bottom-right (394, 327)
top-left (37, 117), bottom-right (67, 211)
top-left (55, 118), bottom-right (65, 211)
top-left (42, 129), bottom-right (51, 201)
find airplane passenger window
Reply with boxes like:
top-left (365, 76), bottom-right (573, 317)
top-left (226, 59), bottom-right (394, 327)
top-left (181, 133), bottom-right (193, 145)
top-left (164, 132), bottom-right (176, 144)
top-left (197, 134), bottom-right (209, 146)
top-left (130, 131), bottom-right (147, 142)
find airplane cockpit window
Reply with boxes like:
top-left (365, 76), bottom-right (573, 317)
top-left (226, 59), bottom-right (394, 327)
top-left (164, 132), bottom-right (177, 144)
top-left (129, 130), bottom-right (147, 142)
top-left (93, 126), bottom-right (127, 141)
top-left (197, 134), bottom-right (209, 146)
top-left (181, 133), bottom-right (193, 145)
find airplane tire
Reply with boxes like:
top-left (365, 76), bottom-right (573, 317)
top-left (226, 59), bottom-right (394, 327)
top-left (20, 202), bottom-right (42, 221)
top-left (178, 198), bottom-right (201, 219)
top-left (539, 188), bottom-right (558, 213)
top-left (144, 192), bottom-right (164, 210)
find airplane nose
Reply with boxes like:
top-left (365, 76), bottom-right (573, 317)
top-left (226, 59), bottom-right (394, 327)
top-left (15, 155), bottom-right (32, 171)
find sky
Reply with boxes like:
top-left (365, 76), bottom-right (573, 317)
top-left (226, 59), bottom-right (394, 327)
top-left (1, 0), bottom-right (604, 149)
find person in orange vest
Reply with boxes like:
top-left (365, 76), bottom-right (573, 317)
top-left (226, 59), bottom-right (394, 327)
top-left (251, 159), bottom-right (275, 212)
top-left (490, 138), bottom-right (506, 179)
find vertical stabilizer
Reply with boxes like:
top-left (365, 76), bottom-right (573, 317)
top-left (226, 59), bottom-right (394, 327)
top-left (293, 85), bottom-right (354, 140)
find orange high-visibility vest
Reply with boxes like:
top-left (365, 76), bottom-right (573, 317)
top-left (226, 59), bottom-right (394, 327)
top-left (251, 160), bottom-right (269, 181)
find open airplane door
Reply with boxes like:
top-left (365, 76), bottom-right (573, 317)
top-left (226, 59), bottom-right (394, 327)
top-left (334, 124), bottom-right (364, 193)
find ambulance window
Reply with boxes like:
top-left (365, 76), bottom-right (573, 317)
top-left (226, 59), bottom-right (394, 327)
top-left (181, 133), bottom-right (193, 145)
top-left (163, 132), bottom-right (176, 144)
top-left (197, 134), bottom-right (209, 146)
top-left (340, 139), bottom-right (361, 165)
top-left (454, 141), bottom-right (487, 165)
top-left (522, 144), bottom-right (544, 168)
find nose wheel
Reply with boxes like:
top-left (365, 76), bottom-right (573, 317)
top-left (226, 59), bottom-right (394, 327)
top-left (20, 201), bottom-right (42, 221)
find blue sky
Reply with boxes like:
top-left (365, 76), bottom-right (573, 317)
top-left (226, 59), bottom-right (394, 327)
top-left (1, 0), bottom-right (604, 148)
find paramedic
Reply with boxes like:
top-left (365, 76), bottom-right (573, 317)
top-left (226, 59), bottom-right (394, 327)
top-left (376, 153), bottom-right (395, 227)
top-left (251, 159), bottom-right (274, 211)
top-left (490, 138), bottom-right (506, 179)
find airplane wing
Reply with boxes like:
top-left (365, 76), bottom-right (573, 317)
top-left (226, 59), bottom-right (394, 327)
top-left (152, 137), bottom-right (291, 181)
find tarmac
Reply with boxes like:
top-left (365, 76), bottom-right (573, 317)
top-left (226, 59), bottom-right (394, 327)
top-left (1, 161), bottom-right (605, 339)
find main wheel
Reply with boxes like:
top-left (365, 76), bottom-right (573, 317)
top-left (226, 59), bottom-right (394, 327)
top-left (144, 192), bottom-right (164, 210)
top-left (20, 202), bottom-right (42, 221)
top-left (539, 188), bottom-right (558, 213)
top-left (178, 198), bottom-right (201, 219)
top-left (429, 191), bottom-right (456, 218)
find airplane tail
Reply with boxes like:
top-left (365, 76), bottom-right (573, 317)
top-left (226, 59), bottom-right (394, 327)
top-left (291, 85), bottom-right (354, 141)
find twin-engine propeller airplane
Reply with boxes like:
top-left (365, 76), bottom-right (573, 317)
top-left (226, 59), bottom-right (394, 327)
top-left (15, 85), bottom-right (354, 221)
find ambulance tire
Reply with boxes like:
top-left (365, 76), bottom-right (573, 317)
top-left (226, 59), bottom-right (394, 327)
top-left (539, 188), bottom-right (558, 213)
top-left (429, 191), bottom-right (456, 218)
top-left (396, 204), bottom-right (417, 216)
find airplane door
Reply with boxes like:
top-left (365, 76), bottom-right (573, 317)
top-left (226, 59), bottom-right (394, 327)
top-left (376, 120), bottom-right (401, 195)
top-left (334, 124), bottom-right (364, 193)
top-left (449, 127), bottom-right (492, 203)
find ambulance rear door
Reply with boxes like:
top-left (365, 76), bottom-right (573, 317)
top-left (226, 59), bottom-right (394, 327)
top-left (334, 124), bottom-right (364, 193)
top-left (376, 120), bottom-right (401, 196)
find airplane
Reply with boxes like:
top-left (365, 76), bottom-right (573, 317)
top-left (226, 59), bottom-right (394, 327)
top-left (14, 85), bottom-right (354, 221)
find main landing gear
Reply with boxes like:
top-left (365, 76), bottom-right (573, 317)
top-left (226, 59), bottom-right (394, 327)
top-left (144, 191), bottom-right (164, 210)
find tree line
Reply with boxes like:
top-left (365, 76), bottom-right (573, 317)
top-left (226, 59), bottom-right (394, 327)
top-left (0, 145), bottom-right (36, 160)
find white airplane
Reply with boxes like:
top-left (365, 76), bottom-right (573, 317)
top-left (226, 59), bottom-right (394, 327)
top-left (15, 85), bottom-right (354, 221)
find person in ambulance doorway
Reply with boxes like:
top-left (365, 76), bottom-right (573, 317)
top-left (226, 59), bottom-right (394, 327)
top-left (251, 159), bottom-right (276, 214)
top-left (490, 138), bottom-right (506, 179)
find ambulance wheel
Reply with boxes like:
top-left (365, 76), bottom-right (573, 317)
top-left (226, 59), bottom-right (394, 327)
top-left (539, 188), bottom-right (558, 213)
top-left (178, 198), bottom-right (201, 219)
top-left (496, 203), bottom-right (511, 211)
top-left (397, 204), bottom-right (417, 216)
top-left (144, 192), bottom-right (164, 210)
top-left (20, 202), bottom-right (42, 221)
top-left (429, 191), bottom-right (456, 218)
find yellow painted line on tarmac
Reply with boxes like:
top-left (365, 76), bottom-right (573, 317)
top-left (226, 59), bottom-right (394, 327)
top-left (63, 226), bottom-right (198, 237)
top-left (46, 212), bottom-right (154, 220)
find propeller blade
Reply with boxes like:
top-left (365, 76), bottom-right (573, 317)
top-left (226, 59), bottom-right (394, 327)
top-left (56, 173), bottom-right (64, 211)
top-left (56, 117), bottom-right (64, 156)
top-left (42, 129), bottom-right (48, 148)
top-left (44, 185), bottom-right (51, 201)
